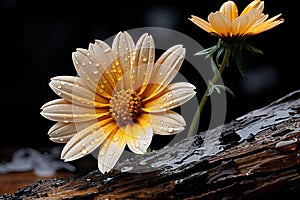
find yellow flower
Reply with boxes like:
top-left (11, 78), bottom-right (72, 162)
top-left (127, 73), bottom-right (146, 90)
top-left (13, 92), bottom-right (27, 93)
top-left (189, 0), bottom-right (284, 38)
top-left (40, 31), bottom-right (196, 174)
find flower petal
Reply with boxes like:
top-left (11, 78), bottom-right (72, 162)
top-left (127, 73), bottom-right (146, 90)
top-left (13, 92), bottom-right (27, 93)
top-left (49, 76), bottom-right (109, 108)
top-left (219, 0), bottom-right (238, 22)
top-left (142, 45), bottom-right (185, 100)
top-left (72, 40), bottom-right (119, 98)
top-left (61, 118), bottom-right (116, 162)
top-left (143, 82), bottom-right (196, 112)
top-left (48, 120), bottom-right (97, 143)
top-left (98, 128), bottom-right (126, 174)
top-left (208, 11), bottom-right (232, 37)
top-left (250, 13), bottom-right (284, 34)
top-left (240, 0), bottom-right (263, 16)
top-left (112, 31), bottom-right (135, 89)
top-left (189, 15), bottom-right (216, 34)
top-left (140, 110), bottom-right (186, 135)
top-left (131, 33), bottom-right (155, 94)
top-left (40, 99), bottom-right (109, 123)
top-left (125, 120), bottom-right (153, 154)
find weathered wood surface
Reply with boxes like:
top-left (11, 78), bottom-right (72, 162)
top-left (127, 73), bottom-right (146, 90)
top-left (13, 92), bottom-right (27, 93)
top-left (2, 90), bottom-right (300, 200)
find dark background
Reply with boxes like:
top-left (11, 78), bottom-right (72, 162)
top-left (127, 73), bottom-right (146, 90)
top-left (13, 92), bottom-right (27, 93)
top-left (2, 0), bottom-right (292, 152)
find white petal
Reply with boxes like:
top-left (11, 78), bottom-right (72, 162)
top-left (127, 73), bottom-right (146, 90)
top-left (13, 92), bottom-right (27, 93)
top-left (40, 99), bottom-right (109, 123)
top-left (73, 41), bottom-right (119, 98)
top-left (98, 128), bottom-right (126, 174)
top-left (140, 111), bottom-right (186, 135)
top-left (61, 118), bottom-right (116, 162)
top-left (143, 82), bottom-right (196, 112)
top-left (131, 33), bottom-right (155, 94)
top-left (49, 76), bottom-right (109, 108)
top-left (142, 45), bottom-right (185, 100)
top-left (48, 120), bottom-right (96, 143)
top-left (112, 31), bottom-right (135, 89)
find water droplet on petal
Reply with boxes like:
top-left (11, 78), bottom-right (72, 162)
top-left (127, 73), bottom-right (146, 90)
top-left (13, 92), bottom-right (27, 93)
top-left (81, 149), bottom-right (88, 155)
top-left (135, 141), bottom-right (140, 148)
top-left (168, 127), bottom-right (174, 133)
top-left (142, 55), bottom-right (148, 62)
top-left (113, 135), bottom-right (119, 142)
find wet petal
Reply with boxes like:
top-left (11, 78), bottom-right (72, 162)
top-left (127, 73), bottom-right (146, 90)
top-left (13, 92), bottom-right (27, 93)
top-left (141, 111), bottom-right (186, 135)
top-left (143, 82), bottom-right (196, 112)
top-left (73, 41), bottom-right (118, 98)
top-left (40, 99), bottom-right (109, 123)
top-left (112, 31), bottom-right (135, 89)
top-left (61, 118), bottom-right (116, 162)
top-left (125, 120), bottom-right (153, 154)
top-left (48, 120), bottom-right (97, 143)
top-left (49, 76), bottom-right (109, 108)
top-left (142, 45), bottom-right (185, 100)
top-left (98, 128), bottom-right (126, 174)
top-left (131, 33), bottom-right (155, 94)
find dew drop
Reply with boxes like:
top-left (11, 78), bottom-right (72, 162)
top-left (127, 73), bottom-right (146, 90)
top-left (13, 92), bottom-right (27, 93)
top-left (113, 135), bottom-right (119, 142)
top-left (60, 138), bottom-right (64, 142)
top-left (159, 72), bottom-right (163, 76)
top-left (63, 120), bottom-right (69, 123)
top-left (135, 141), bottom-right (140, 148)
top-left (95, 63), bottom-right (100, 67)
top-left (81, 149), bottom-right (88, 155)
top-left (167, 127), bottom-right (174, 133)
top-left (142, 55), bottom-right (148, 62)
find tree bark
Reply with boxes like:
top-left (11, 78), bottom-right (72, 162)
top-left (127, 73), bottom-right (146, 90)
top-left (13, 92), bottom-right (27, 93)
top-left (3, 90), bottom-right (300, 200)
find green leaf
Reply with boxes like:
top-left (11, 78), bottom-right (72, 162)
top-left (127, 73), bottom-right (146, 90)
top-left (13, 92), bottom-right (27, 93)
top-left (194, 45), bottom-right (216, 56)
top-left (215, 84), bottom-right (235, 97)
top-left (243, 42), bottom-right (264, 55)
top-left (235, 49), bottom-right (248, 79)
top-left (210, 58), bottom-right (219, 75)
top-left (216, 47), bottom-right (224, 64)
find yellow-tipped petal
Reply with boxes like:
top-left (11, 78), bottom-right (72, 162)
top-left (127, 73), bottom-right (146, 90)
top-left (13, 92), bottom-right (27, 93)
top-left (208, 11), bottom-right (232, 37)
top-left (189, 15), bottom-right (215, 33)
top-left (219, 1), bottom-right (238, 22)
top-left (240, 0), bottom-right (263, 16)
top-left (125, 120), bottom-right (153, 154)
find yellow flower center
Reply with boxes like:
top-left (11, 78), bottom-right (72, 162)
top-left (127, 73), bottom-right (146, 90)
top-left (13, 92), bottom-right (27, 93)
top-left (110, 89), bottom-right (142, 127)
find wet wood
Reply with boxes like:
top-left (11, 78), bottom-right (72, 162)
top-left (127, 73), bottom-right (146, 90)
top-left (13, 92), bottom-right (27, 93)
top-left (2, 90), bottom-right (300, 200)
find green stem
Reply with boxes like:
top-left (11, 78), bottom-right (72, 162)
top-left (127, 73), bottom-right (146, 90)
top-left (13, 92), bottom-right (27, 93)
top-left (187, 48), bottom-right (231, 137)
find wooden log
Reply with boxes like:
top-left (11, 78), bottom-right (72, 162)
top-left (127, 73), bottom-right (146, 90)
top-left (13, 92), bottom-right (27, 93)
top-left (2, 90), bottom-right (300, 200)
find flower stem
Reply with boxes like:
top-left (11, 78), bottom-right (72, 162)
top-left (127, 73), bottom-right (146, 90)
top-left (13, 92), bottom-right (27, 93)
top-left (187, 48), bottom-right (231, 137)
